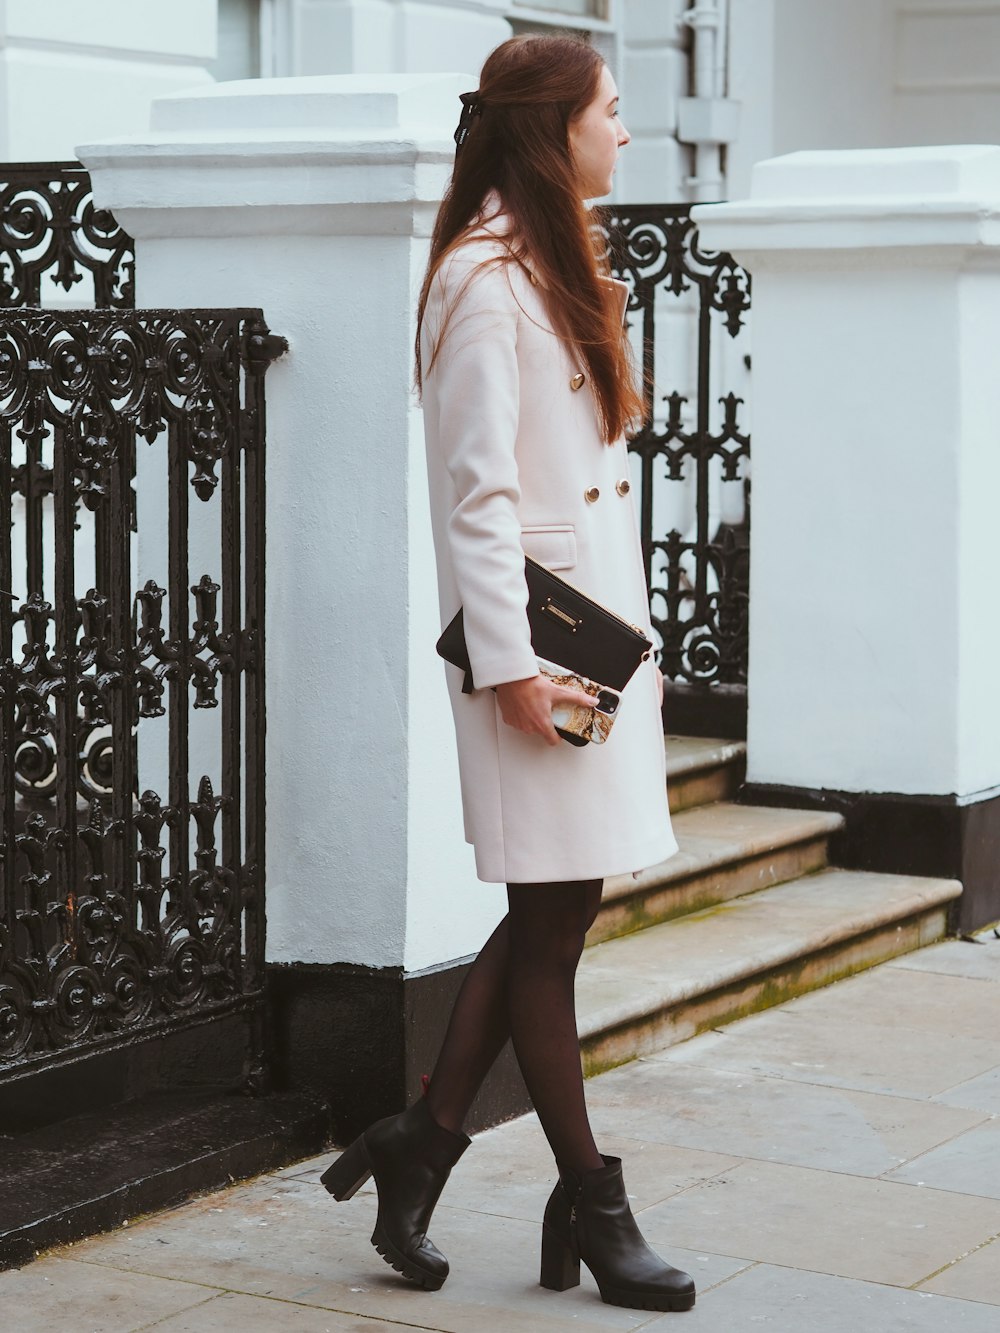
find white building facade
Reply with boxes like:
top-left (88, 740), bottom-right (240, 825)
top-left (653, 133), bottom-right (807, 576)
top-left (4, 0), bottom-right (1000, 1135)
top-left (6, 2), bottom-right (1000, 204)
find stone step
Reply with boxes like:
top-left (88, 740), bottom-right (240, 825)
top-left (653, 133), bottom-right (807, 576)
top-left (591, 802), bottom-right (845, 945)
top-left (0, 1088), bottom-right (330, 1270)
top-left (664, 735), bottom-right (747, 814)
top-left (578, 867), bottom-right (962, 1079)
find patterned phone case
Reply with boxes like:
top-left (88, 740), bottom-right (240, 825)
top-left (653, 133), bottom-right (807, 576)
top-left (537, 659), bottom-right (618, 746)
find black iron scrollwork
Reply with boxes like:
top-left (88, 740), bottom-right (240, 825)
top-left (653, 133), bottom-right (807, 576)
top-left (0, 306), bottom-right (278, 1074)
top-left (0, 163), bottom-right (134, 309)
top-left (600, 206), bottom-right (752, 704)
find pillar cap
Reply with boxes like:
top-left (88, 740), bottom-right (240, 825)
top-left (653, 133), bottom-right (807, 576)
top-left (751, 144), bottom-right (1000, 203)
top-left (149, 73), bottom-right (472, 136)
top-left (692, 145), bottom-right (1000, 261)
top-left (77, 73), bottom-right (472, 238)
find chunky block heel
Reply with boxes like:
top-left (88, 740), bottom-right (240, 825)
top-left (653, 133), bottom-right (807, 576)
top-left (539, 1155), bottom-right (696, 1312)
top-left (320, 1136), bottom-right (372, 1201)
top-left (539, 1222), bottom-right (580, 1291)
top-left (319, 1099), bottom-right (470, 1290)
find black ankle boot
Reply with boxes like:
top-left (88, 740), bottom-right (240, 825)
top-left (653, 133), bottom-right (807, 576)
top-left (540, 1154), bottom-right (696, 1312)
top-left (320, 1098), bottom-right (471, 1290)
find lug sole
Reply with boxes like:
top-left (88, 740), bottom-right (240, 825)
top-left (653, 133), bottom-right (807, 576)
top-left (597, 1281), bottom-right (696, 1312)
top-left (371, 1222), bottom-right (446, 1291)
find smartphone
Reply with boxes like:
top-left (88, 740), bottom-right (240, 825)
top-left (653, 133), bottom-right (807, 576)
top-left (537, 659), bottom-right (621, 746)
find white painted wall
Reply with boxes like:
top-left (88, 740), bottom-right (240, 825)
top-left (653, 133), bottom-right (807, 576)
top-left (276, 0), bottom-right (510, 76)
top-left (0, 0), bottom-right (215, 161)
top-left (79, 74), bottom-right (507, 973)
top-left (694, 145), bottom-right (1000, 800)
top-left (267, 1), bottom-right (688, 204)
top-left (616, 0), bottom-right (691, 201)
top-left (727, 0), bottom-right (1000, 199)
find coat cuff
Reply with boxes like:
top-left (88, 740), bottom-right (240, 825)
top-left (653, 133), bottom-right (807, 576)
top-left (468, 648), bottom-right (540, 693)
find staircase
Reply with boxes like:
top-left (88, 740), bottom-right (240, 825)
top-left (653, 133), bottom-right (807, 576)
top-left (578, 737), bottom-right (962, 1078)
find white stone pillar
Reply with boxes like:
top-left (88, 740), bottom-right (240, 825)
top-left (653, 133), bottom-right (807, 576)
top-left (693, 145), bottom-right (1000, 928)
top-left (616, 0), bottom-right (691, 202)
top-left (0, 0), bottom-right (216, 161)
top-left (78, 76), bottom-right (508, 987)
top-left (281, 0), bottom-right (509, 76)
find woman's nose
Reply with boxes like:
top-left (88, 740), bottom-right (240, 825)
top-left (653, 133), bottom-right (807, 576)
top-left (617, 120), bottom-right (631, 148)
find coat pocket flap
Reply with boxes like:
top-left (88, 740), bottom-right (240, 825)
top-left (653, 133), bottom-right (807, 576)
top-left (519, 524), bottom-right (577, 571)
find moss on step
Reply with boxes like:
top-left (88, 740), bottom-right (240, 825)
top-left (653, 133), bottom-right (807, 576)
top-left (581, 908), bottom-right (947, 1080)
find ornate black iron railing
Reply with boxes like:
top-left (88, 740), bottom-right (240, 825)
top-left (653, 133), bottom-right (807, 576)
top-left (0, 307), bottom-right (284, 1082)
top-left (603, 205), bottom-right (751, 732)
top-left (0, 162), bottom-right (134, 309)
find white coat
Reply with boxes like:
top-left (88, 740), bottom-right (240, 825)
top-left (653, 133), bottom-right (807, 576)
top-left (420, 211), bottom-right (678, 885)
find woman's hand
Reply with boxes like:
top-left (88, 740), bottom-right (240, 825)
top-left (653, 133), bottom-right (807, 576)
top-left (655, 666), bottom-right (664, 707)
top-left (495, 675), bottom-right (596, 747)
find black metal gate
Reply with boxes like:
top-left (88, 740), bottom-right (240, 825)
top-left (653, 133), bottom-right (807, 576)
top-left (0, 167), bottom-right (284, 1093)
top-left (604, 205), bottom-right (752, 736)
top-left (0, 162), bottom-right (134, 310)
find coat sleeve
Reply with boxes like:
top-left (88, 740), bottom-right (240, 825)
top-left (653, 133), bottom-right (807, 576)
top-left (425, 252), bottom-right (538, 691)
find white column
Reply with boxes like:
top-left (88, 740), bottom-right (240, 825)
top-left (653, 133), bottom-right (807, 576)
top-left (280, 0), bottom-right (509, 76)
top-left (0, 0), bottom-right (216, 160)
top-left (693, 145), bottom-right (1000, 801)
top-left (78, 74), bottom-right (507, 975)
top-left (678, 0), bottom-right (740, 203)
top-left (615, 0), bottom-right (690, 202)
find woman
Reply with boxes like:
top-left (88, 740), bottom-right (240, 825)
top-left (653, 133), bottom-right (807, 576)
top-left (322, 34), bottom-right (694, 1315)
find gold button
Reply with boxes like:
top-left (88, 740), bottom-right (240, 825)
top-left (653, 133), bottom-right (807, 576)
top-left (616, 478), bottom-right (631, 497)
top-left (570, 372), bottom-right (586, 391)
top-left (584, 486), bottom-right (600, 503)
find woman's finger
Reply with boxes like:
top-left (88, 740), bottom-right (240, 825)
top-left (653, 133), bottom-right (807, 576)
top-left (551, 685), bottom-right (597, 711)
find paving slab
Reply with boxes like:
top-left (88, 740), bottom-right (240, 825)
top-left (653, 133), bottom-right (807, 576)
top-left (887, 931), bottom-right (1000, 983)
top-left (777, 963), bottom-right (998, 1033)
top-left (640, 1158), bottom-right (1000, 1287)
top-left (652, 1262), bottom-right (1000, 1332)
top-left (585, 1058), bottom-right (989, 1176)
top-left (1, 1256), bottom-right (220, 1333)
top-left (886, 1120), bottom-right (1000, 1199)
top-left (933, 1067), bottom-right (1000, 1115)
top-left (142, 1291), bottom-right (420, 1332)
top-left (654, 1010), bottom-right (1000, 1099)
top-left (918, 1236), bottom-right (1000, 1305)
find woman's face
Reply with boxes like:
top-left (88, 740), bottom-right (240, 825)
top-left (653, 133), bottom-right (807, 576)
top-left (568, 64), bottom-right (630, 200)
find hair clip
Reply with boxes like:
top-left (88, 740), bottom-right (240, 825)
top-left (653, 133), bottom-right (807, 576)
top-left (454, 90), bottom-right (483, 149)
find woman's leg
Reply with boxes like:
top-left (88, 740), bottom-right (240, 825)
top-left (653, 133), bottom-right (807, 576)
top-left (424, 913), bottom-right (515, 1135)
top-left (505, 880), bottom-right (604, 1173)
top-left (426, 879), bottom-right (604, 1174)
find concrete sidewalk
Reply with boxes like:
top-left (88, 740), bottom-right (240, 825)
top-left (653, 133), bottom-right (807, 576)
top-left (5, 929), bottom-right (1000, 1332)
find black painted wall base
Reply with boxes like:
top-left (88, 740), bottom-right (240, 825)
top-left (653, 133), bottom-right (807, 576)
top-left (662, 682), bottom-right (747, 740)
top-left (740, 781), bottom-right (1000, 934)
top-left (267, 956), bottom-right (531, 1145)
top-left (0, 1010), bottom-right (251, 1133)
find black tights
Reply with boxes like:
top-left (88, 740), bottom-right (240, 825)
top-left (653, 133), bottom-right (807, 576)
top-left (424, 879), bottom-right (604, 1174)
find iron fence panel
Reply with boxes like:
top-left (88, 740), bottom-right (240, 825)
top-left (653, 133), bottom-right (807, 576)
top-left (0, 162), bottom-right (134, 310)
top-left (603, 205), bottom-right (752, 711)
top-left (0, 307), bottom-right (281, 1083)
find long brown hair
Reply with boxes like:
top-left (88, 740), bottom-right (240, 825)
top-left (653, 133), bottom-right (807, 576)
top-left (415, 34), bottom-right (642, 444)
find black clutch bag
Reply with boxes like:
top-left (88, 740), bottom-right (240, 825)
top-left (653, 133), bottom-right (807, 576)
top-left (435, 556), bottom-right (654, 696)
